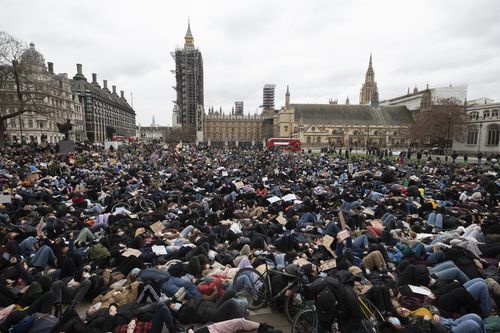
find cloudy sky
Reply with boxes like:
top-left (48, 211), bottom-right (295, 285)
top-left (2, 0), bottom-right (499, 125)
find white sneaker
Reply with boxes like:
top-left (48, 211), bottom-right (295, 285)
top-left (159, 292), bottom-right (170, 302)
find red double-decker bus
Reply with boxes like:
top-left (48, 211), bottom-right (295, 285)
top-left (266, 138), bottom-right (302, 152)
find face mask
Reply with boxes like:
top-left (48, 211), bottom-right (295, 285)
top-left (117, 231), bottom-right (125, 236)
top-left (172, 303), bottom-right (182, 311)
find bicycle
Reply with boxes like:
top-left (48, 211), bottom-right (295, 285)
top-left (111, 194), bottom-right (156, 213)
top-left (291, 295), bottom-right (384, 333)
top-left (232, 262), bottom-right (312, 323)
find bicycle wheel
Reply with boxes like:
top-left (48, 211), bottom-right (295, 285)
top-left (232, 267), bottom-right (267, 310)
top-left (139, 198), bottom-right (156, 211)
top-left (358, 296), bottom-right (384, 331)
top-left (292, 308), bottom-right (317, 333)
top-left (111, 202), bottom-right (130, 214)
top-left (284, 293), bottom-right (312, 323)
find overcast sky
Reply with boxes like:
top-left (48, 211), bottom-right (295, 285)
top-left (2, 0), bottom-right (500, 125)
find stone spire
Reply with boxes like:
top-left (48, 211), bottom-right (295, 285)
top-left (184, 19), bottom-right (194, 48)
top-left (359, 53), bottom-right (379, 105)
top-left (285, 85), bottom-right (290, 109)
top-left (345, 96), bottom-right (350, 105)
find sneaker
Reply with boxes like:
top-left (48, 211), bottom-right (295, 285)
top-left (258, 323), bottom-right (274, 333)
top-left (159, 292), bottom-right (171, 302)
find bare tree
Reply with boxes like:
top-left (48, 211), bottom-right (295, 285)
top-left (163, 125), bottom-right (197, 143)
top-left (410, 97), bottom-right (467, 151)
top-left (0, 31), bottom-right (50, 147)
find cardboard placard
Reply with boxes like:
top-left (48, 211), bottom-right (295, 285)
top-left (276, 213), bottom-right (287, 225)
top-left (321, 235), bottom-right (337, 258)
top-left (337, 229), bottom-right (350, 242)
top-left (122, 248), bottom-right (141, 257)
top-left (412, 201), bottom-right (422, 208)
top-left (338, 211), bottom-right (347, 230)
top-left (150, 221), bottom-right (165, 234)
top-left (234, 181), bottom-right (244, 189)
top-left (320, 259), bottom-right (337, 271)
top-left (36, 218), bottom-right (45, 236)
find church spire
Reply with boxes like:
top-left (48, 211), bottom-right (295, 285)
top-left (285, 85), bottom-right (290, 109)
top-left (184, 19), bottom-right (194, 48)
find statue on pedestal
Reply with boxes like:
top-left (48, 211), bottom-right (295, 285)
top-left (56, 119), bottom-right (73, 141)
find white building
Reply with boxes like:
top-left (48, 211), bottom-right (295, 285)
top-left (452, 98), bottom-right (500, 154)
top-left (380, 85), bottom-right (467, 116)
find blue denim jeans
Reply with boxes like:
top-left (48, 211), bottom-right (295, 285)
top-left (427, 212), bottom-right (443, 229)
top-left (161, 277), bottom-right (202, 299)
top-left (298, 212), bottom-right (316, 227)
top-left (322, 221), bottom-right (340, 235)
top-left (463, 278), bottom-right (491, 314)
top-left (30, 245), bottom-right (56, 268)
top-left (440, 313), bottom-right (484, 333)
top-left (429, 261), bottom-right (470, 283)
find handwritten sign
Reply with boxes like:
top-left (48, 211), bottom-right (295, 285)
top-left (150, 221), bottom-right (165, 234)
top-left (122, 248), bottom-right (141, 257)
top-left (337, 229), bottom-right (350, 242)
top-left (321, 235), bottom-right (337, 258)
top-left (276, 213), bottom-right (287, 225)
top-left (320, 259), bottom-right (337, 271)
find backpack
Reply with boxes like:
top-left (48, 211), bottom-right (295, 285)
top-left (386, 247), bottom-right (404, 264)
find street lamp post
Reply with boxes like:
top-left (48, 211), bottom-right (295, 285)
top-left (477, 123), bottom-right (483, 152)
top-left (446, 112), bottom-right (452, 154)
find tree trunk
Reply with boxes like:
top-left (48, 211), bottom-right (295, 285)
top-left (0, 119), bottom-right (6, 149)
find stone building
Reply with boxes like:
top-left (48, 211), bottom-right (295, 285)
top-left (359, 54), bottom-right (379, 105)
top-left (0, 43), bottom-right (84, 144)
top-left (203, 107), bottom-right (264, 146)
top-left (452, 98), bottom-right (500, 154)
top-left (172, 21), bottom-right (204, 142)
top-left (274, 88), bottom-right (413, 149)
top-left (137, 116), bottom-right (169, 141)
top-left (71, 64), bottom-right (136, 142)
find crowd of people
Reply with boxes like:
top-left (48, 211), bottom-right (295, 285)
top-left (0, 142), bottom-right (499, 333)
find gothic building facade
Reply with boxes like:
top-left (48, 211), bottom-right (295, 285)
top-left (274, 88), bottom-right (413, 149)
top-left (359, 54), bottom-right (379, 105)
top-left (203, 107), bottom-right (264, 146)
top-left (0, 43), bottom-right (85, 144)
top-left (172, 21), bottom-right (204, 142)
